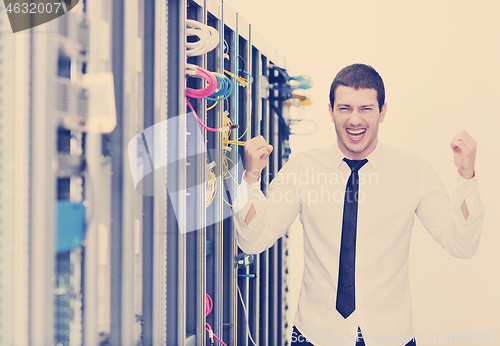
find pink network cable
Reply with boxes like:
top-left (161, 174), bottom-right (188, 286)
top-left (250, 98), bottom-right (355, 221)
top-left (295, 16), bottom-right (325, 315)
top-left (205, 293), bottom-right (227, 346)
top-left (186, 64), bottom-right (217, 98)
top-left (186, 97), bottom-right (238, 133)
top-left (185, 64), bottom-right (238, 132)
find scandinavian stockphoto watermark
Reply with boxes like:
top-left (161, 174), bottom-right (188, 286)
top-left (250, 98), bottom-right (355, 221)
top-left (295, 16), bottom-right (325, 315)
top-left (127, 112), bottom-right (244, 234)
top-left (290, 330), bottom-right (419, 344)
top-left (290, 330), bottom-right (499, 344)
top-left (247, 169), bottom-right (379, 208)
top-left (3, 0), bottom-right (79, 33)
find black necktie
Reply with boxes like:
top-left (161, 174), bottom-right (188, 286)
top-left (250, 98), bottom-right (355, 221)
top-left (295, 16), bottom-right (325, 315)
top-left (336, 158), bottom-right (368, 319)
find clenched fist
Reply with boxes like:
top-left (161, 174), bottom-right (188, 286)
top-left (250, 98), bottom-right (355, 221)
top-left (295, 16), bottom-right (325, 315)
top-left (450, 130), bottom-right (477, 180)
top-left (244, 135), bottom-right (273, 184)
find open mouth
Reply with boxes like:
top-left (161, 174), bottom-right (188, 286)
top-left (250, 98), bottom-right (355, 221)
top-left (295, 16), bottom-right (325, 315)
top-left (346, 128), bottom-right (366, 142)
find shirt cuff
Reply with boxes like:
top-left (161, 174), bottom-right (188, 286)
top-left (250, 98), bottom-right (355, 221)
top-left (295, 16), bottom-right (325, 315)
top-left (455, 172), bottom-right (480, 217)
top-left (456, 172), bottom-right (478, 195)
top-left (233, 171), bottom-right (264, 223)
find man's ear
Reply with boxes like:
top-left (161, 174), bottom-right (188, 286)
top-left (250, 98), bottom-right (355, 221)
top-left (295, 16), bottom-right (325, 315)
top-left (328, 103), bottom-right (334, 121)
top-left (379, 103), bottom-right (387, 123)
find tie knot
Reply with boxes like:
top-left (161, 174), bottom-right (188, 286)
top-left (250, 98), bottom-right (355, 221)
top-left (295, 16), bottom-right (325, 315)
top-left (343, 158), bottom-right (368, 172)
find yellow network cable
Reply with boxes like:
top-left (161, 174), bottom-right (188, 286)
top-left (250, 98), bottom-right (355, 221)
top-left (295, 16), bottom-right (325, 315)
top-left (221, 157), bottom-right (238, 206)
top-left (207, 100), bottom-right (218, 111)
top-left (206, 163), bottom-right (217, 207)
top-left (219, 86), bottom-right (252, 143)
top-left (237, 89), bottom-right (252, 140)
top-left (284, 94), bottom-right (313, 107)
top-left (223, 39), bottom-right (229, 60)
top-left (224, 69), bottom-right (250, 88)
top-left (223, 156), bottom-right (239, 184)
top-left (223, 197), bottom-right (232, 208)
top-left (218, 42), bottom-right (256, 207)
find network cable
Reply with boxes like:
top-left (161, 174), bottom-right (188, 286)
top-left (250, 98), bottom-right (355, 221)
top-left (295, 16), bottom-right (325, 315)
top-left (186, 64), bottom-right (218, 99)
top-left (205, 293), bottom-right (227, 346)
top-left (186, 19), bottom-right (219, 57)
top-left (290, 75), bottom-right (313, 89)
top-left (270, 103), bottom-right (291, 143)
top-left (206, 162), bottom-right (217, 207)
top-left (269, 84), bottom-right (294, 101)
top-left (284, 94), bottom-right (312, 107)
top-left (237, 285), bottom-right (258, 346)
top-left (186, 98), bottom-right (238, 133)
top-left (206, 74), bottom-right (232, 101)
top-left (186, 66), bottom-right (239, 133)
top-left (223, 39), bottom-right (229, 60)
top-left (224, 69), bottom-right (251, 88)
top-left (268, 65), bottom-right (290, 84)
top-left (185, 25), bottom-right (254, 206)
top-left (185, 21), bottom-right (240, 133)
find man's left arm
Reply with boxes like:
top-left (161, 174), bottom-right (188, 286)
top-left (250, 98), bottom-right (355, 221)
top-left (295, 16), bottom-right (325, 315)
top-left (416, 130), bottom-right (485, 259)
top-left (450, 130), bottom-right (477, 220)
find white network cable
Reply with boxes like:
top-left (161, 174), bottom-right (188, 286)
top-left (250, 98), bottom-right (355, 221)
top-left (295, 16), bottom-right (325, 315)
top-left (237, 285), bottom-right (258, 346)
top-left (186, 19), bottom-right (219, 57)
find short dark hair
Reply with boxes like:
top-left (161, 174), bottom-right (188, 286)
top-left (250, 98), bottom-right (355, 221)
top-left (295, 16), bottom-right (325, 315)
top-left (329, 63), bottom-right (385, 112)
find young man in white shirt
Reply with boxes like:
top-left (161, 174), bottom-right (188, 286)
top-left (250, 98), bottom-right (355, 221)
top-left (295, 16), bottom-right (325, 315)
top-left (233, 64), bottom-right (484, 346)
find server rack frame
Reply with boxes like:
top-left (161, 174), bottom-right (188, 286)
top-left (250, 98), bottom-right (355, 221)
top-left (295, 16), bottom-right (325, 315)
top-left (168, 1), bottom-right (291, 345)
top-left (0, 0), bottom-right (292, 344)
top-left (0, 6), bottom-right (31, 345)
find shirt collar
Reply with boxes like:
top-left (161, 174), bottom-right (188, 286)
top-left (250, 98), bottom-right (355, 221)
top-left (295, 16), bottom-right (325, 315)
top-left (332, 140), bottom-right (384, 171)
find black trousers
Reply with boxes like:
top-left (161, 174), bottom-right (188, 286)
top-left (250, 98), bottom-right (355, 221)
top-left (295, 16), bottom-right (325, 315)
top-left (291, 326), bottom-right (417, 346)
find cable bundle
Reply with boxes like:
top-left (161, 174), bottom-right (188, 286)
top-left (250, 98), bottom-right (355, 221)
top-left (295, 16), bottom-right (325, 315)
top-left (284, 94), bottom-right (313, 107)
top-left (270, 104), bottom-right (291, 143)
top-left (269, 84), bottom-right (294, 101)
top-left (268, 65), bottom-right (315, 159)
top-left (185, 63), bottom-right (238, 133)
top-left (267, 65), bottom-right (292, 159)
top-left (186, 98), bottom-right (238, 133)
top-left (185, 21), bottom-right (240, 133)
top-left (206, 73), bottom-right (233, 102)
top-left (186, 64), bottom-right (218, 99)
top-left (268, 65), bottom-right (290, 84)
top-left (224, 69), bottom-right (252, 88)
top-left (269, 66), bottom-right (313, 100)
top-left (186, 19), bottom-right (219, 57)
top-left (268, 65), bottom-right (293, 101)
top-left (290, 75), bottom-right (313, 89)
top-left (183, 22), bottom-right (255, 207)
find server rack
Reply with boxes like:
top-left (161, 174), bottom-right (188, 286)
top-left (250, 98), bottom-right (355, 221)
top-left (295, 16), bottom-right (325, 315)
top-left (0, 0), bottom-right (294, 344)
top-left (172, 2), bottom-right (291, 345)
top-left (0, 7), bottom-right (31, 345)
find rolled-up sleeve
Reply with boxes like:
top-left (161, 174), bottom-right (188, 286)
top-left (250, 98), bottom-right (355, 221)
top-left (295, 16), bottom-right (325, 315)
top-left (416, 164), bottom-right (485, 259)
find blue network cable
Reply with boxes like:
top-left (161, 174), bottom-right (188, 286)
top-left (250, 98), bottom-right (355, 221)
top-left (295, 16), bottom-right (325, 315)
top-left (205, 74), bottom-right (233, 101)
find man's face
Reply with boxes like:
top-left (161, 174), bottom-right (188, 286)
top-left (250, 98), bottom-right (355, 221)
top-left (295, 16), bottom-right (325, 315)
top-left (329, 85), bottom-right (387, 160)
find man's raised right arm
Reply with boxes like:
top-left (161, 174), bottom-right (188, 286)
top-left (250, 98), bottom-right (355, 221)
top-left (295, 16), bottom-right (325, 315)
top-left (232, 135), bottom-right (300, 254)
top-left (242, 135), bottom-right (273, 224)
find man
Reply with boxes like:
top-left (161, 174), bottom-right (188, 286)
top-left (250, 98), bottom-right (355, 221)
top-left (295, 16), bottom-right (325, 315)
top-left (232, 64), bottom-right (484, 346)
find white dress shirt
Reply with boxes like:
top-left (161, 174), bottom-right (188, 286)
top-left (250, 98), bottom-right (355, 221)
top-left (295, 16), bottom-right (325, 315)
top-left (232, 142), bottom-right (485, 346)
